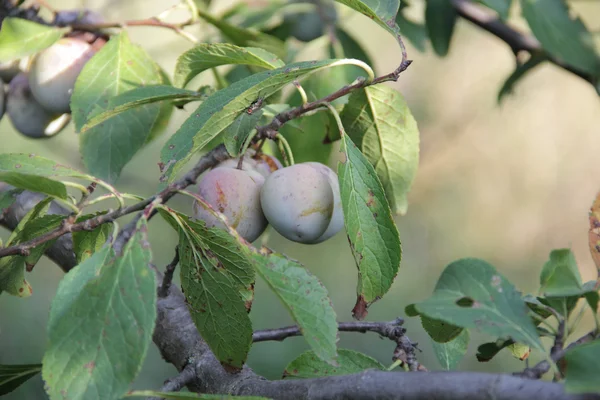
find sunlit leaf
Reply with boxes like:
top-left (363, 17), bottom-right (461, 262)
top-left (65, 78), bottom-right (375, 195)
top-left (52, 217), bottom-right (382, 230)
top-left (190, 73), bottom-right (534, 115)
top-left (0, 18), bottom-right (68, 62)
top-left (43, 221), bottom-right (156, 400)
top-left (334, 0), bottom-right (401, 44)
top-left (174, 43), bottom-right (284, 88)
top-left (540, 249), bottom-right (583, 297)
top-left (338, 133), bottom-right (401, 319)
top-left (431, 329), bottom-right (469, 370)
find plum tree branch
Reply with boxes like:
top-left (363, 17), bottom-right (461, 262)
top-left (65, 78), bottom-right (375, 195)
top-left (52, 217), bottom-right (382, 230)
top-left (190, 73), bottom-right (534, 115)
top-left (450, 0), bottom-right (594, 84)
top-left (2, 189), bottom-right (599, 400)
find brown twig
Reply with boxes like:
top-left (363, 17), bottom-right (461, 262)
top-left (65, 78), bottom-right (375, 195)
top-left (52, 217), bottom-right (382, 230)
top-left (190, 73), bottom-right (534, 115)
top-left (0, 145), bottom-right (229, 259)
top-left (450, 0), bottom-right (594, 84)
top-left (158, 249), bottom-right (180, 298)
top-left (253, 318), bottom-right (425, 371)
top-left (516, 330), bottom-right (598, 380)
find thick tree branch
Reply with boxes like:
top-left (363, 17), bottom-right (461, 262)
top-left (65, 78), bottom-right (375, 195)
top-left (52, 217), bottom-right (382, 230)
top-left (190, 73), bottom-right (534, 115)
top-left (146, 363), bottom-right (196, 400)
top-left (2, 191), bottom-right (599, 400)
top-left (450, 0), bottom-right (594, 84)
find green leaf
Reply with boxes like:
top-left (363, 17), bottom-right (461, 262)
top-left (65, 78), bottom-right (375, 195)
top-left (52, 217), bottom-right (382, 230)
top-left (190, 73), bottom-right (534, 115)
top-left (283, 349), bottom-right (384, 378)
top-left (476, 339), bottom-right (514, 362)
top-left (565, 341), bottom-right (600, 394)
top-left (223, 110), bottom-right (263, 156)
top-left (477, 0), bottom-right (512, 20)
top-left (406, 258), bottom-right (544, 351)
top-left (507, 342), bottom-right (530, 361)
top-left (431, 329), bottom-right (469, 370)
top-left (0, 18), bottom-right (68, 62)
top-left (341, 85), bottom-right (419, 215)
top-left (19, 214), bottom-right (64, 268)
top-left (540, 249), bottom-right (583, 297)
top-left (521, 0), bottom-right (600, 76)
top-left (178, 225), bottom-right (253, 371)
top-left (425, 0), bottom-right (457, 56)
top-left (338, 125), bottom-right (402, 320)
top-left (0, 172), bottom-right (66, 200)
top-left (80, 85), bottom-right (205, 133)
top-left (146, 67), bottom-right (176, 143)
top-left (334, 0), bottom-right (401, 42)
top-left (197, 9), bottom-right (286, 58)
top-left (72, 32), bottom-right (164, 182)
top-left (126, 391), bottom-right (269, 399)
top-left (0, 198), bottom-right (52, 297)
top-left (279, 111), bottom-right (336, 164)
top-left (396, 11), bottom-right (427, 52)
top-left (160, 59), bottom-right (341, 183)
top-left (0, 363), bottom-right (42, 395)
top-left (174, 43), bottom-right (284, 88)
top-left (328, 28), bottom-right (374, 87)
top-left (421, 316), bottom-right (462, 343)
top-left (498, 54), bottom-right (546, 103)
top-left (253, 249), bottom-right (339, 364)
top-left (43, 221), bottom-right (156, 400)
top-left (72, 214), bottom-right (112, 263)
top-left (0, 188), bottom-right (22, 214)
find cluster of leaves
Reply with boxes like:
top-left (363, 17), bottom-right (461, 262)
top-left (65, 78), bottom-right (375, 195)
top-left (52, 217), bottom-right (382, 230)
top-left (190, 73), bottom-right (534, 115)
top-left (0, 0), bottom-right (599, 399)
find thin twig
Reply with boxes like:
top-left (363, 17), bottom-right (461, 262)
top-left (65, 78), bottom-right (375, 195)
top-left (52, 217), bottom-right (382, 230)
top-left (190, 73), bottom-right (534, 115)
top-left (158, 249), bottom-right (180, 298)
top-left (146, 363), bottom-right (196, 400)
top-left (450, 0), bottom-right (594, 84)
top-left (0, 145), bottom-right (229, 259)
top-left (516, 329), bottom-right (598, 379)
top-left (253, 318), bottom-right (426, 371)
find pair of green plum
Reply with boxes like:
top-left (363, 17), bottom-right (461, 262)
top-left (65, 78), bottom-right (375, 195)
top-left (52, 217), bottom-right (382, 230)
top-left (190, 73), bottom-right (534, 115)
top-left (193, 151), bottom-right (343, 244)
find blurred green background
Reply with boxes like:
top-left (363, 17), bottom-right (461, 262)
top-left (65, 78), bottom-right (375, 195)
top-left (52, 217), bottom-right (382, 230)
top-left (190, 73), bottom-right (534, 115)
top-left (2, 0), bottom-right (600, 398)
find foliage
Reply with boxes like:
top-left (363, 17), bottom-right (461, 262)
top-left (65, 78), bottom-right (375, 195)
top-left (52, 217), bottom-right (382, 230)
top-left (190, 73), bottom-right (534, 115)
top-left (0, 0), bottom-right (599, 399)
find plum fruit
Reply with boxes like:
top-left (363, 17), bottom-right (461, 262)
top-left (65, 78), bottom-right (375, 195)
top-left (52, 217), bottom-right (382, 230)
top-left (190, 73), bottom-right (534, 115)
top-left (260, 162), bottom-right (344, 244)
top-left (216, 149), bottom-right (283, 178)
top-left (193, 167), bottom-right (268, 242)
top-left (6, 73), bottom-right (70, 138)
top-left (28, 38), bottom-right (95, 113)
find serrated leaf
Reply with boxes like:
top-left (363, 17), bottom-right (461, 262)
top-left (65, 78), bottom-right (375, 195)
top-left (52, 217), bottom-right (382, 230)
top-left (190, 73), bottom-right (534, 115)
top-left (406, 258), bottom-right (543, 351)
top-left (334, 0), bottom-right (401, 43)
top-left (498, 54), bottom-right (546, 103)
top-left (565, 341), bottom-right (600, 394)
top-left (72, 214), bottom-right (112, 263)
top-left (126, 391), bottom-right (269, 399)
top-left (477, 0), bottom-right (512, 20)
top-left (43, 221), bottom-right (156, 400)
top-left (0, 18), bottom-right (68, 62)
top-left (160, 59), bottom-right (341, 183)
top-left (72, 32), bottom-right (163, 182)
top-left (174, 43), bottom-right (284, 88)
top-left (341, 85), bottom-right (419, 215)
top-left (197, 10), bottom-right (286, 59)
top-left (421, 316), bottom-right (462, 343)
top-left (425, 0), bottom-right (457, 57)
top-left (283, 349), bottom-right (384, 378)
top-left (0, 198), bottom-right (52, 297)
top-left (81, 85), bottom-right (205, 133)
top-left (223, 110), bottom-right (263, 156)
top-left (0, 363), bottom-right (42, 395)
top-left (178, 226), bottom-right (253, 371)
top-left (521, 0), bottom-right (600, 76)
top-left (431, 329), bottom-right (469, 370)
top-left (396, 11), bottom-right (427, 52)
top-left (540, 249), bottom-right (583, 297)
top-left (253, 249), bottom-right (338, 364)
top-left (338, 127), bottom-right (402, 320)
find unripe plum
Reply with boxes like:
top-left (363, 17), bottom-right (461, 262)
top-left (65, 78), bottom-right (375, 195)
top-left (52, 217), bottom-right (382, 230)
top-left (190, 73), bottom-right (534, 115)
top-left (260, 162), bottom-right (344, 244)
top-left (216, 149), bottom-right (283, 178)
top-left (193, 167), bottom-right (268, 242)
top-left (7, 73), bottom-right (70, 138)
top-left (28, 38), bottom-right (95, 113)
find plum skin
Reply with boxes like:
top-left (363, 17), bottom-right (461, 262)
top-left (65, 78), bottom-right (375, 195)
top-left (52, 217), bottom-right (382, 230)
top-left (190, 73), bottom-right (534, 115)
top-left (193, 167), bottom-right (268, 242)
top-left (260, 162), bottom-right (344, 244)
top-left (216, 149), bottom-right (283, 178)
top-left (6, 73), bottom-right (70, 138)
top-left (28, 38), bottom-right (95, 113)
